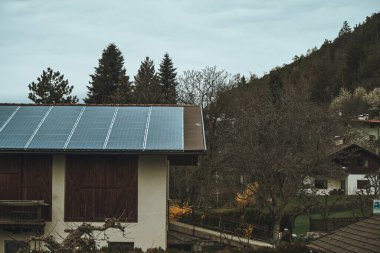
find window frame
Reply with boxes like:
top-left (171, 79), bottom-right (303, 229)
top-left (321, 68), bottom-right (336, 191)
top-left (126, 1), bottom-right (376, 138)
top-left (314, 179), bottom-right (328, 190)
top-left (357, 179), bottom-right (370, 189)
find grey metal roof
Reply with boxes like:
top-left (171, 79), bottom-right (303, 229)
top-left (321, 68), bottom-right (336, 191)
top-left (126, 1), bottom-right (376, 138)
top-left (0, 105), bottom-right (206, 153)
top-left (308, 215), bottom-right (380, 253)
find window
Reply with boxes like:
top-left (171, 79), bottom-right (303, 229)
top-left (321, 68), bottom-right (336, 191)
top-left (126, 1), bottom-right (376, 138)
top-left (0, 154), bottom-right (52, 220)
top-left (369, 135), bottom-right (376, 141)
top-left (65, 155), bottom-right (138, 222)
top-left (357, 180), bottom-right (370, 189)
top-left (357, 159), bottom-right (368, 167)
top-left (108, 242), bottom-right (134, 251)
top-left (340, 180), bottom-right (345, 190)
top-left (314, 179), bottom-right (328, 189)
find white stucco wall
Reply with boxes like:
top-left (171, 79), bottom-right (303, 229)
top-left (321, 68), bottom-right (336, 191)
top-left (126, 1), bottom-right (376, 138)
top-left (304, 177), bottom-right (344, 195)
top-left (0, 154), bottom-right (168, 253)
top-left (347, 174), bottom-right (369, 195)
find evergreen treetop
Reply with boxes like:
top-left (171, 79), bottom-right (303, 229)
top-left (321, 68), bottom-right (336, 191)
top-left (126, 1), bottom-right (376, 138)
top-left (28, 67), bottom-right (78, 104)
top-left (85, 43), bottom-right (131, 104)
top-left (158, 53), bottom-right (178, 104)
top-left (133, 57), bottom-right (161, 104)
top-left (339, 21), bottom-right (352, 37)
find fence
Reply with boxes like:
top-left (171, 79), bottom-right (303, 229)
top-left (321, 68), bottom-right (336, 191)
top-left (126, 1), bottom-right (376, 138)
top-left (178, 208), bottom-right (269, 241)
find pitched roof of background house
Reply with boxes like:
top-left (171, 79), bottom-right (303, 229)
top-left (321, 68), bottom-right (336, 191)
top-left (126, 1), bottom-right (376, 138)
top-left (0, 104), bottom-right (206, 154)
top-left (332, 143), bottom-right (379, 158)
top-left (308, 215), bottom-right (380, 253)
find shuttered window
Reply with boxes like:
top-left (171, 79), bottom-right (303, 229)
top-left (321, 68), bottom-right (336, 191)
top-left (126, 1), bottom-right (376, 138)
top-left (65, 155), bottom-right (138, 222)
top-left (0, 154), bottom-right (52, 220)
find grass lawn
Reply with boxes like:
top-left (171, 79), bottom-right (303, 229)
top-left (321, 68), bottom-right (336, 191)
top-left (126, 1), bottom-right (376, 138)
top-left (293, 210), bottom-right (361, 235)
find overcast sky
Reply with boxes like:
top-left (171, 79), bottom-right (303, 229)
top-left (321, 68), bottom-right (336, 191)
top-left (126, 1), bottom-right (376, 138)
top-left (0, 0), bottom-right (378, 103)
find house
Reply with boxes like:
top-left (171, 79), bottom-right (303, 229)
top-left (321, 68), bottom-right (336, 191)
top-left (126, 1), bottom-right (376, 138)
top-left (308, 214), bottom-right (380, 252)
top-left (351, 118), bottom-right (380, 154)
top-left (311, 144), bottom-right (380, 195)
top-left (0, 104), bottom-right (206, 253)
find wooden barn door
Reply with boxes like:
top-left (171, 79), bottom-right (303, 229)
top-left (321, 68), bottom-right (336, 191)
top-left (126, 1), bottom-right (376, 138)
top-left (65, 155), bottom-right (105, 220)
top-left (65, 155), bottom-right (137, 222)
top-left (0, 154), bottom-right (52, 219)
top-left (0, 155), bottom-right (21, 200)
top-left (21, 155), bottom-right (52, 219)
top-left (104, 156), bottom-right (138, 221)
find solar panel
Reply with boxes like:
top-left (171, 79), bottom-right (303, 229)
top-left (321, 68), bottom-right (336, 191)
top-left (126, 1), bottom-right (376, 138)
top-left (0, 106), bottom-right (19, 132)
top-left (28, 106), bottom-right (84, 149)
top-left (66, 106), bottom-right (115, 149)
top-left (106, 107), bottom-right (150, 150)
top-left (0, 106), bottom-right (50, 149)
top-left (145, 107), bottom-right (183, 150)
top-left (0, 105), bottom-right (196, 152)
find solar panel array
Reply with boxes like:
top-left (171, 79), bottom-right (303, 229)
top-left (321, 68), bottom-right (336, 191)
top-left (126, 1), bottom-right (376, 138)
top-left (0, 105), bottom-right (185, 151)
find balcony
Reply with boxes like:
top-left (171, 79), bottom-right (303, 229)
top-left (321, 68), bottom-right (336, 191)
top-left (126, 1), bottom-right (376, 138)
top-left (0, 200), bottom-right (48, 233)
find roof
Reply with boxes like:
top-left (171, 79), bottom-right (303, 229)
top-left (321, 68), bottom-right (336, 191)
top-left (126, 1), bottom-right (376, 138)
top-left (332, 143), bottom-right (380, 160)
top-left (0, 104), bottom-right (206, 154)
top-left (308, 215), bottom-right (380, 253)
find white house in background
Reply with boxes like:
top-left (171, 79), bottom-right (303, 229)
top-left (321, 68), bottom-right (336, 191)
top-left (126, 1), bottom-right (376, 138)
top-left (312, 144), bottom-right (380, 195)
top-left (0, 104), bottom-right (206, 253)
top-left (351, 118), bottom-right (380, 154)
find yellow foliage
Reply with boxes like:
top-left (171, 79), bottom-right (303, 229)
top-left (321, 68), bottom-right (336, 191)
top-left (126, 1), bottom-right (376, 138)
top-left (244, 224), bottom-right (254, 239)
top-left (235, 182), bottom-right (259, 206)
top-left (169, 202), bottom-right (192, 220)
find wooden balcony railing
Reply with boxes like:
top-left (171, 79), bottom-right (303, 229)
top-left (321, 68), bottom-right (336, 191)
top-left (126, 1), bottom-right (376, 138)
top-left (0, 200), bottom-right (48, 230)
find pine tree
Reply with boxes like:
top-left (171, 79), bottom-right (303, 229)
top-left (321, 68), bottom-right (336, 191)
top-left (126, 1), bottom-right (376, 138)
top-left (338, 21), bottom-right (352, 37)
top-left (28, 67), bottom-right (78, 104)
top-left (85, 43), bottom-right (131, 104)
top-left (109, 68), bottom-right (132, 103)
top-left (133, 57), bottom-right (161, 104)
top-left (158, 53), bottom-right (178, 104)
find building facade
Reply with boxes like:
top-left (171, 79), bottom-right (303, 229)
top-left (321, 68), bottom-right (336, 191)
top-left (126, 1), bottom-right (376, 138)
top-left (0, 104), bottom-right (205, 253)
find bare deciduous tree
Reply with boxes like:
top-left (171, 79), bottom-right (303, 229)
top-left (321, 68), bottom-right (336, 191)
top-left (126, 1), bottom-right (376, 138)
top-left (178, 66), bottom-right (231, 107)
top-left (223, 85), bottom-right (337, 242)
top-left (170, 67), bottom-right (236, 207)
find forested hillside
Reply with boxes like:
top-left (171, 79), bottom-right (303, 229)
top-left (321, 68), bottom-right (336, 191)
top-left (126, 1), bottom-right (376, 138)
top-left (249, 12), bottom-right (380, 103)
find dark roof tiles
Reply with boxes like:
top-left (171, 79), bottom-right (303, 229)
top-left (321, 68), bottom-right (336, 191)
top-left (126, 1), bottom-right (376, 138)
top-left (309, 215), bottom-right (380, 253)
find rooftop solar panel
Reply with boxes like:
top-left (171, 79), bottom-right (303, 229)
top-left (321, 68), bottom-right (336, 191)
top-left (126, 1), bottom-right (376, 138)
top-left (106, 107), bottom-right (150, 150)
top-left (145, 107), bottom-right (183, 150)
top-left (0, 106), bottom-right (19, 132)
top-left (0, 105), bottom-right (205, 152)
top-left (0, 106), bottom-right (50, 149)
top-left (66, 106), bottom-right (115, 149)
top-left (28, 106), bottom-right (83, 149)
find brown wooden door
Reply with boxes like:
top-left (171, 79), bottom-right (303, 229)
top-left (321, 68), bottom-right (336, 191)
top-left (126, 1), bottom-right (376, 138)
top-left (0, 154), bottom-right (21, 200)
top-left (65, 155), bottom-right (137, 222)
top-left (0, 154), bottom-right (52, 219)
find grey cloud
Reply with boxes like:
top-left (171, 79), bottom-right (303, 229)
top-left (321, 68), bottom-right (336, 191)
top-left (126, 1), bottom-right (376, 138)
top-left (0, 0), bottom-right (378, 102)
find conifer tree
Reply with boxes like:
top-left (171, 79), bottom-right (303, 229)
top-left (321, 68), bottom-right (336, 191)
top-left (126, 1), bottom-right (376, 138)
top-left (158, 53), bottom-right (178, 104)
top-left (338, 21), bottom-right (352, 37)
top-left (109, 68), bottom-right (132, 103)
top-left (28, 67), bottom-right (78, 104)
top-left (85, 43), bottom-right (131, 104)
top-left (133, 57), bottom-right (161, 104)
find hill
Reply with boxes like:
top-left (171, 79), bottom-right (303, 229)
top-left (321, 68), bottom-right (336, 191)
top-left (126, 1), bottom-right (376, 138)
top-left (247, 12), bottom-right (380, 103)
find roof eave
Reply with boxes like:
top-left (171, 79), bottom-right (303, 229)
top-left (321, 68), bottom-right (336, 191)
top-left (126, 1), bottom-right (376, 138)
top-left (0, 149), bottom-right (206, 155)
